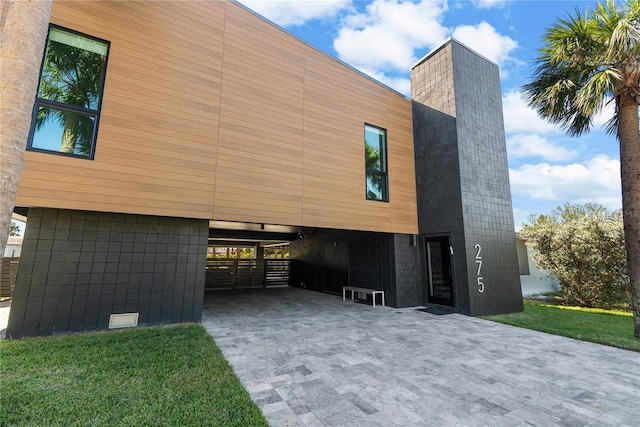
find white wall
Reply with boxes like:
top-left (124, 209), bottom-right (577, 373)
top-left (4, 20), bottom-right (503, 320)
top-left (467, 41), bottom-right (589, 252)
top-left (516, 238), bottom-right (559, 296)
top-left (4, 236), bottom-right (22, 258)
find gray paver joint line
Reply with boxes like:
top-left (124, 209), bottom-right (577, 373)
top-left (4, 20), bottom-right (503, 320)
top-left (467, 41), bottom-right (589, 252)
top-left (202, 287), bottom-right (640, 427)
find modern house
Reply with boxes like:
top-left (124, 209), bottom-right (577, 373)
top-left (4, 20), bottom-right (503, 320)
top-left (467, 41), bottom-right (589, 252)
top-left (6, 0), bottom-right (523, 338)
top-left (3, 236), bottom-right (23, 259)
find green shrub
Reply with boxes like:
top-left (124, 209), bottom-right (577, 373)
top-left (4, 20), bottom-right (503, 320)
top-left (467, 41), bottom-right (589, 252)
top-left (521, 203), bottom-right (630, 308)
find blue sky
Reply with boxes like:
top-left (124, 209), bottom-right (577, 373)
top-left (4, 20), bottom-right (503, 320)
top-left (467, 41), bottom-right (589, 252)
top-left (238, 0), bottom-right (622, 230)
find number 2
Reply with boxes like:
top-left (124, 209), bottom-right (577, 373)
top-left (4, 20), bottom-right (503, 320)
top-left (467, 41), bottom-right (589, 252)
top-left (474, 244), bottom-right (482, 259)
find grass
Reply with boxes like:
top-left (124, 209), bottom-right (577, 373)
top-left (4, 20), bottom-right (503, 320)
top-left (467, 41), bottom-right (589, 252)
top-left (3, 303), bottom-right (637, 425)
top-left (482, 300), bottom-right (640, 352)
top-left (0, 324), bottom-right (268, 426)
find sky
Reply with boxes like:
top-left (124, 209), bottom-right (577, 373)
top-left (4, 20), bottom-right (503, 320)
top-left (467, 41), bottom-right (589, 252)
top-left (236, 0), bottom-right (623, 230)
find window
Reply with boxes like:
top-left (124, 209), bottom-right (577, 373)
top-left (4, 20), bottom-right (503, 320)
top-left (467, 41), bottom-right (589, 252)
top-left (27, 26), bottom-right (109, 159)
top-left (364, 124), bottom-right (388, 201)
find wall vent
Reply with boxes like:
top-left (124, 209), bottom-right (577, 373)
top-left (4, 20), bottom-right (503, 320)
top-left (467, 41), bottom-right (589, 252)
top-left (108, 313), bottom-right (139, 329)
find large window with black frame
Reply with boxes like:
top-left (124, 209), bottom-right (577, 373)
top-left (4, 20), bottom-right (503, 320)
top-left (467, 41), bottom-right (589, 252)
top-left (364, 123), bottom-right (388, 201)
top-left (28, 26), bottom-right (109, 159)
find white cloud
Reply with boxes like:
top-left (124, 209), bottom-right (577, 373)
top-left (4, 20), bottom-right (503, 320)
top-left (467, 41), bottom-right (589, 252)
top-left (451, 22), bottom-right (518, 68)
top-left (507, 134), bottom-right (577, 161)
top-left (472, 0), bottom-right (511, 9)
top-left (504, 90), bottom-right (620, 136)
top-left (359, 67), bottom-right (411, 94)
top-left (502, 90), bottom-right (562, 135)
top-left (238, 0), bottom-right (351, 26)
top-left (253, 0), bottom-right (518, 96)
top-left (509, 155), bottom-right (622, 209)
top-left (333, 0), bottom-right (449, 73)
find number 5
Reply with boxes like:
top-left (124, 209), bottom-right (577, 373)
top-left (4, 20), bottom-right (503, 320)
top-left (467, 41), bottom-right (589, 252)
top-left (477, 277), bottom-right (485, 293)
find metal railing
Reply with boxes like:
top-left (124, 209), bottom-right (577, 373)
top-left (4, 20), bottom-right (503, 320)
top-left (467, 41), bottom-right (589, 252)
top-left (204, 259), bottom-right (290, 289)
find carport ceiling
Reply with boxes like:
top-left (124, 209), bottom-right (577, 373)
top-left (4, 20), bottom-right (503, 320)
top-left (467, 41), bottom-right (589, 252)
top-left (208, 220), bottom-right (306, 243)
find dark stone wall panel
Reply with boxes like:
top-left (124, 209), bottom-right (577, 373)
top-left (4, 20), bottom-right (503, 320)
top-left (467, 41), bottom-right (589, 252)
top-left (6, 208), bottom-right (207, 338)
top-left (411, 101), bottom-right (471, 313)
top-left (393, 234), bottom-right (422, 308)
top-left (289, 231), bottom-right (324, 292)
top-left (411, 40), bottom-right (522, 316)
top-left (290, 228), bottom-right (422, 308)
top-left (348, 231), bottom-right (395, 305)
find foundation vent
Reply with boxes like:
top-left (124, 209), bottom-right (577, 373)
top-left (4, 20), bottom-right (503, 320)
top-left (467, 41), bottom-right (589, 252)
top-left (108, 313), bottom-right (139, 329)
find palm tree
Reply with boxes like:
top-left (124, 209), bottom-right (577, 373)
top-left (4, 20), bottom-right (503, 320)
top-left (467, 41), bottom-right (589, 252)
top-left (365, 141), bottom-right (387, 200)
top-left (522, 0), bottom-right (640, 337)
top-left (0, 0), bottom-right (52, 266)
top-left (35, 31), bottom-right (107, 155)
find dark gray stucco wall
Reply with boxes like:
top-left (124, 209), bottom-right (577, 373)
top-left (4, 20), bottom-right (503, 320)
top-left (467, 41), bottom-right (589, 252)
top-left (7, 208), bottom-right (208, 338)
top-left (411, 40), bottom-right (523, 315)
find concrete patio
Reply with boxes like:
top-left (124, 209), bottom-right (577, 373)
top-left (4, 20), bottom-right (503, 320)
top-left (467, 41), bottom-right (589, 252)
top-left (202, 287), bottom-right (640, 427)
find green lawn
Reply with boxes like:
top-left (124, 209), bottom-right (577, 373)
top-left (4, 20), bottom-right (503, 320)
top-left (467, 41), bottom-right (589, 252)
top-left (0, 324), bottom-right (268, 426)
top-left (483, 300), bottom-right (640, 352)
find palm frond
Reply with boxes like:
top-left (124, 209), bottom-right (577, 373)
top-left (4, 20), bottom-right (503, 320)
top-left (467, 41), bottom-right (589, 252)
top-left (595, 0), bottom-right (640, 64)
top-left (576, 68), bottom-right (619, 115)
top-left (521, 1), bottom-right (640, 138)
top-left (604, 113), bottom-right (619, 136)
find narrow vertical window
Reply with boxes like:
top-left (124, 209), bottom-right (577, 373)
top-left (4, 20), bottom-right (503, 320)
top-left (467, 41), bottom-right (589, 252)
top-left (364, 124), bottom-right (388, 201)
top-left (27, 26), bottom-right (109, 159)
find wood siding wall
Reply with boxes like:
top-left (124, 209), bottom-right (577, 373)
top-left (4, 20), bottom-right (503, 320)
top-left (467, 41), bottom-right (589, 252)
top-left (16, 0), bottom-right (418, 234)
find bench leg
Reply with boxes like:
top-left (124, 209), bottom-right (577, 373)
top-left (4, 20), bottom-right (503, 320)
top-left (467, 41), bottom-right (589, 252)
top-left (373, 292), bottom-right (385, 307)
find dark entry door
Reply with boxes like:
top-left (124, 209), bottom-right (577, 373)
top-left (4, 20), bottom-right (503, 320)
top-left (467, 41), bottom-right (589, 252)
top-left (323, 241), bottom-right (349, 294)
top-left (425, 236), bottom-right (454, 306)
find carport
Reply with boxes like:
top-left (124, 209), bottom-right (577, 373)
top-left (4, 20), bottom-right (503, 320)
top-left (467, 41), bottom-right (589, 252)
top-left (206, 220), bottom-right (301, 291)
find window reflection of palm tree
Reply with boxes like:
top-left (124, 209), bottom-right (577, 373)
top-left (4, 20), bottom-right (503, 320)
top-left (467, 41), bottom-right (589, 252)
top-left (365, 142), bottom-right (383, 200)
top-left (36, 38), bottom-right (105, 155)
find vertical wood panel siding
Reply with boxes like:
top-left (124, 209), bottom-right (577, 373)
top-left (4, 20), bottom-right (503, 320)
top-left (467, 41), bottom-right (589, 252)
top-left (16, 0), bottom-right (418, 234)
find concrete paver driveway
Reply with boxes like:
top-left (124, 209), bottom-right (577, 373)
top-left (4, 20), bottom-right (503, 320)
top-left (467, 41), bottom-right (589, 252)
top-left (201, 287), bottom-right (640, 427)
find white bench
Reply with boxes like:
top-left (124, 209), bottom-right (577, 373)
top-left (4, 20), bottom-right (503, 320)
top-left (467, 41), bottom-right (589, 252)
top-left (342, 286), bottom-right (385, 307)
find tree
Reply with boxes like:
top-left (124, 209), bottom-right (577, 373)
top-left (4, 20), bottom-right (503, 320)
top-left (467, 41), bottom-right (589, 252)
top-left (36, 29), bottom-right (107, 155)
top-left (522, 0), bottom-right (640, 337)
top-left (9, 222), bottom-right (21, 236)
top-left (365, 142), bottom-right (384, 200)
top-left (1, 0), bottom-right (52, 265)
top-left (522, 204), bottom-right (629, 307)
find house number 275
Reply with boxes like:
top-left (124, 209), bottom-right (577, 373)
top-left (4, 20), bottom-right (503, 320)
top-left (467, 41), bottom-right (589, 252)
top-left (475, 244), bottom-right (484, 293)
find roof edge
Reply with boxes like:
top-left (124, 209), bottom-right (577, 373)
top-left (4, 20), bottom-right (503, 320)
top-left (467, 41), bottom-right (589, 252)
top-left (229, 0), bottom-right (409, 100)
top-left (411, 37), bottom-right (499, 71)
